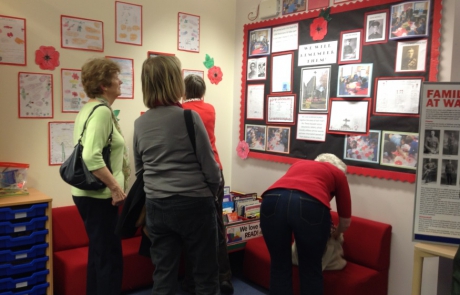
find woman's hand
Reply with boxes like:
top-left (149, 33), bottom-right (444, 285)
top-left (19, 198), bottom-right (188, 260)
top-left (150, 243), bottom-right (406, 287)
top-left (91, 166), bottom-right (126, 206)
top-left (110, 186), bottom-right (126, 206)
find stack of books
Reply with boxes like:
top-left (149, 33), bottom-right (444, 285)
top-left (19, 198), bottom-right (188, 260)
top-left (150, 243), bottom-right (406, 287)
top-left (222, 188), bottom-right (261, 223)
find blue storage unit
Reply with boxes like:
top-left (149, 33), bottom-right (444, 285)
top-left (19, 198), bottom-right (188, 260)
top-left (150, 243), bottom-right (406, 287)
top-left (0, 230), bottom-right (48, 249)
top-left (0, 216), bottom-right (48, 235)
top-left (0, 269), bottom-right (49, 292)
top-left (0, 204), bottom-right (48, 221)
top-left (0, 282), bottom-right (49, 295)
top-left (0, 256), bottom-right (49, 277)
top-left (0, 244), bottom-right (48, 263)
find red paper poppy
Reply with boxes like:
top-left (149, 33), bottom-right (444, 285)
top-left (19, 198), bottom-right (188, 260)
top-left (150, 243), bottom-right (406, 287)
top-left (236, 140), bottom-right (250, 159)
top-left (207, 66), bottom-right (223, 85)
top-left (310, 17), bottom-right (328, 41)
top-left (35, 46), bottom-right (60, 70)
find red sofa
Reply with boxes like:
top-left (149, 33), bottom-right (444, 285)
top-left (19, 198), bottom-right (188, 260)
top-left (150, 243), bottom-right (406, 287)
top-left (52, 205), bottom-right (155, 295)
top-left (243, 211), bottom-right (392, 295)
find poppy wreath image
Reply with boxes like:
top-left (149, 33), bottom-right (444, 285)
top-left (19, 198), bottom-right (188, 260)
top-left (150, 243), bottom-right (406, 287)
top-left (35, 46), bottom-right (60, 70)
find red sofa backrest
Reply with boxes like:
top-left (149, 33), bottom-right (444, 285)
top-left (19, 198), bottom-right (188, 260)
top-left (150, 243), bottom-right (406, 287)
top-left (52, 205), bottom-right (89, 252)
top-left (331, 211), bottom-right (392, 272)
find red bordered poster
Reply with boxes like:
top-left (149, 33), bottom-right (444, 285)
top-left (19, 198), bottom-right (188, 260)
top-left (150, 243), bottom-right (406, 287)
top-left (48, 121), bottom-right (74, 166)
top-left (61, 15), bottom-right (104, 52)
top-left (0, 15), bottom-right (26, 66)
top-left (177, 12), bottom-right (200, 53)
top-left (106, 56), bottom-right (134, 99)
top-left (115, 1), bottom-right (143, 46)
top-left (18, 72), bottom-right (53, 119)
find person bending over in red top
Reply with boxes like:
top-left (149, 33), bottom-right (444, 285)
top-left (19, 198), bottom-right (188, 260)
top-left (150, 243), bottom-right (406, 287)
top-left (260, 153), bottom-right (352, 295)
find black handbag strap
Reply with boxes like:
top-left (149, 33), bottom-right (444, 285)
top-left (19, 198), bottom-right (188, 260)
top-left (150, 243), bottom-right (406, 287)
top-left (78, 104), bottom-right (113, 146)
top-left (184, 109), bottom-right (196, 153)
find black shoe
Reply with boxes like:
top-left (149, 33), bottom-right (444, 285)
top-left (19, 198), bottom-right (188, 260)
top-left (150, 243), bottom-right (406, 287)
top-left (220, 280), bottom-right (234, 294)
top-left (181, 279), bottom-right (195, 294)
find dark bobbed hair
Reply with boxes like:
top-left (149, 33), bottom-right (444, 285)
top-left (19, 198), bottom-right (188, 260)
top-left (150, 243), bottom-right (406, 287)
top-left (184, 74), bottom-right (206, 99)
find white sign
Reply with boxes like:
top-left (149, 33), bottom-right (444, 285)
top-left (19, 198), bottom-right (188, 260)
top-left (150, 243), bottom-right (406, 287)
top-left (298, 41), bottom-right (338, 66)
top-left (226, 220), bottom-right (262, 245)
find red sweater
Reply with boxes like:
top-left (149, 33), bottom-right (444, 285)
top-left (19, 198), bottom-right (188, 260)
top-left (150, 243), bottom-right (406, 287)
top-left (263, 160), bottom-right (351, 218)
top-left (182, 100), bottom-right (222, 170)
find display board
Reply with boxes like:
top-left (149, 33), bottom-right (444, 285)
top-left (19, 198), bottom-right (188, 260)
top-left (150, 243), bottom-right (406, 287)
top-left (239, 0), bottom-right (442, 182)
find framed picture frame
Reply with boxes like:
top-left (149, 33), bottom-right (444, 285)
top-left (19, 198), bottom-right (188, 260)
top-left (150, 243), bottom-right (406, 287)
top-left (106, 56), bottom-right (134, 99)
top-left (245, 124), bottom-right (267, 151)
top-left (442, 130), bottom-right (460, 156)
top-left (389, 0), bottom-right (430, 40)
top-left (282, 0), bottom-right (306, 16)
top-left (339, 29), bottom-right (362, 64)
top-left (296, 114), bottom-right (328, 142)
top-left (0, 15), bottom-right (26, 66)
top-left (61, 68), bottom-right (89, 113)
top-left (344, 130), bottom-right (381, 164)
top-left (182, 69), bottom-right (204, 79)
top-left (271, 52), bottom-right (293, 93)
top-left (266, 126), bottom-right (290, 154)
top-left (48, 121), bottom-right (74, 166)
top-left (373, 76), bottom-right (423, 116)
top-left (272, 23), bottom-right (298, 53)
top-left (18, 72), bottom-right (53, 118)
top-left (381, 131), bottom-right (419, 170)
top-left (308, 0), bottom-right (329, 11)
top-left (337, 63), bottom-right (373, 97)
top-left (61, 15), bottom-right (103, 52)
top-left (299, 65), bottom-right (330, 113)
top-left (177, 12), bottom-right (200, 53)
top-left (364, 10), bottom-right (388, 45)
top-left (115, 1), bottom-right (142, 46)
top-left (147, 51), bottom-right (175, 58)
top-left (266, 94), bottom-right (296, 125)
top-left (246, 84), bottom-right (265, 120)
top-left (327, 98), bottom-right (371, 135)
top-left (247, 57), bottom-right (267, 80)
top-left (395, 39), bottom-right (428, 73)
top-left (248, 28), bottom-right (271, 57)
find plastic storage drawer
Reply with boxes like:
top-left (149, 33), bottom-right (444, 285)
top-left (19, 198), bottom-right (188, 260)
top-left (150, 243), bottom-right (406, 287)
top-left (0, 282), bottom-right (49, 295)
top-left (0, 204), bottom-right (47, 221)
top-left (0, 217), bottom-right (48, 235)
top-left (0, 269), bottom-right (49, 292)
top-left (0, 230), bottom-right (48, 250)
top-left (0, 243), bottom-right (48, 263)
top-left (0, 256), bottom-right (48, 277)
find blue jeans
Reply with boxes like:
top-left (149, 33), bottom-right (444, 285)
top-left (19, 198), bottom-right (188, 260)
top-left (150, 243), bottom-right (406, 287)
top-left (145, 195), bottom-right (219, 295)
top-left (260, 189), bottom-right (331, 295)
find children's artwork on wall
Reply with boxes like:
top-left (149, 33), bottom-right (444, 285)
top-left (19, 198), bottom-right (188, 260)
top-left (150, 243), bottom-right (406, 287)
top-left (115, 1), bottom-right (142, 46)
top-left (247, 57), bottom-right (267, 80)
top-left (49, 121), bottom-right (74, 165)
top-left (147, 51), bottom-right (175, 58)
top-left (299, 66), bottom-right (330, 113)
top-left (266, 126), bottom-right (290, 154)
top-left (35, 46), bottom-right (60, 70)
top-left (339, 29), bottom-right (362, 64)
top-left (0, 15), bottom-right (26, 66)
top-left (343, 130), bottom-right (381, 164)
top-left (395, 39), bottom-right (427, 72)
top-left (106, 56), bottom-right (134, 99)
top-left (245, 124), bottom-right (267, 151)
top-left (61, 69), bottom-right (89, 113)
top-left (248, 28), bottom-right (271, 57)
top-left (381, 131), bottom-right (419, 170)
top-left (328, 98), bottom-right (370, 135)
top-left (178, 12), bottom-right (200, 53)
top-left (182, 69), bottom-right (204, 80)
top-left (61, 15), bottom-right (103, 52)
top-left (246, 84), bottom-right (265, 120)
top-left (364, 10), bottom-right (388, 44)
top-left (337, 63), bottom-right (373, 97)
top-left (389, 0), bottom-right (430, 40)
top-left (282, 0), bottom-right (306, 15)
top-left (18, 72), bottom-right (53, 118)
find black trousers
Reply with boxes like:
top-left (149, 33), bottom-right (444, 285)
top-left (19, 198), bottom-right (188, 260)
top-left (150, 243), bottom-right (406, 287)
top-left (73, 196), bottom-right (123, 295)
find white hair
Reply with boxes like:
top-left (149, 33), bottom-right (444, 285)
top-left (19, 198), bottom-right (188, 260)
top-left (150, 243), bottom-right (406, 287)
top-left (314, 153), bottom-right (347, 174)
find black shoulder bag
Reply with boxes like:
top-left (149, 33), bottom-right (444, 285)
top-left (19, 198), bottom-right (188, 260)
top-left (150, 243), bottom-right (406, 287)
top-left (59, 104), bottom-right (113, 190)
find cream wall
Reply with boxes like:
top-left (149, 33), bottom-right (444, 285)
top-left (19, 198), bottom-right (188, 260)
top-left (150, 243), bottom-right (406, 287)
top-left (231, 1), bottom-right (458, 295)
top-left (0, 0), bottom-right (236, 207)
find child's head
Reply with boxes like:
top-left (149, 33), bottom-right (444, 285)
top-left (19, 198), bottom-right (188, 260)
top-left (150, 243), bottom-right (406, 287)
top-left (184, 74), bottom-right (206, 100)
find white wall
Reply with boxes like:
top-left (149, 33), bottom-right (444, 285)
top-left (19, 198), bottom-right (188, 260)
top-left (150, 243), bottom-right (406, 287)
top-left (231, 1), bottom-right (458, 295)
top-left (0, 0), bottom-right (236, 207)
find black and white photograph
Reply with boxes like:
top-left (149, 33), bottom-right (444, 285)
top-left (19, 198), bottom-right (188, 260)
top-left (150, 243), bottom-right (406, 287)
top-left (247, 57), bottom-right (267, 80)
top-left (339, 30), bottom-right (362, 64)
top-left (443, 130), bottom-right (459, 156)
top-left (441, 159), bottom-right (458, 186)
top-left (390, 0), bottom-right (430, 40)
top-left (421, 158), bottom-right (438, 184)
top-left (299, 66), bottom-right (330, 112)
top-left (364, 10), bottom-right (387, 44)
top-left (423, 129), bottom-right (440, 155)
top-left (395, 39), bottom-right (427, 72)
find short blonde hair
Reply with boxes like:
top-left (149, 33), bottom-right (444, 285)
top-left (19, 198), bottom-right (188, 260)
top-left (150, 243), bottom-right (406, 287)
top-left (315, 153), bottom-right (347, 173)
top-left (81, 58), bottom-right (120, 98)
top-left (141, 56), bottom-right (184, 108)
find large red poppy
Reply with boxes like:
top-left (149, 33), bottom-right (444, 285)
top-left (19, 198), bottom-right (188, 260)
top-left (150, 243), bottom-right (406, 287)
top-left (35, 46), bottom-right (60, 70)
top-left (207, 66), bottom-right (223, 85)
top-left (310, 17), bottom-right (328, 41)
top-left (236, 140), bottom-right (250, 159)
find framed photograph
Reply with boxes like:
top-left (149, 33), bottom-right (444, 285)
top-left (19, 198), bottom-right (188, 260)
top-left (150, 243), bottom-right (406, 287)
top-left (395, 39), bottom-right (427, 72)
top-left (328, 98), bottom-right (371, 135)
top-left (364, 10), bottom-right (388, 44)
top-left (271, 52), bottom-right (293, 93)
top-left (178, 12), bottom-right (200, 53)
top-left (49, 121), bottom-right (74, 165)
top-left (442, 130), bottom-right (460, 156)
top-left (248, 28), bottom-right (271, 57)
top-left (282, 0), bottom-right (306, 15)
top-left (308, 0), bottom-right (329, 11)
top-left (182, 69), bottom-right (204, 80)
top-left (61, 68), bottom-right (89, 113)
top-left (441, 159), bottom-right (458, 186)
top-left (272, 23), bottom-right (298, 53)
top-left (423, 129), bottom-right (440, 155)
top-left (115, 1), bottom-right (142, 46)
top-left (106, 56), bottom-right (134, 99)
top-left (247, 57), bottom-right (267, 80)
top-left (18, 72), bottom-right (53, 118)
top-left (344, 130), bottom-right (381, 164)
top-left (381, 131), bottom-right (419, 169)
top-left (147, 51), bottom-right (175, 58)
top-left (374, 77), bottom-right (423, 116)
top-left (266, 94), bottom-right (296, 125)
top-left (61, 15), bottom-right (103, 52)
top-left (296, 114), bottom-right (328, 142)
top-left (389, 0), bottom-right (430, 40)
top-left (267, 126), bottom-right (290, 154)
top-left (0, 15), bottom-right (26, 66)
top-left (245, 124), bottom-right (267, 151)
top-left (299, 65), bottom-right (330, 113)
top-left (246, 84), bottom-right (265, 120)
top-left (337, 63), bottom-right (373, 97)
top-left (420, 158), bottom-right (438, 184)
top-left (339, 29), bottom-right (362, 64)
